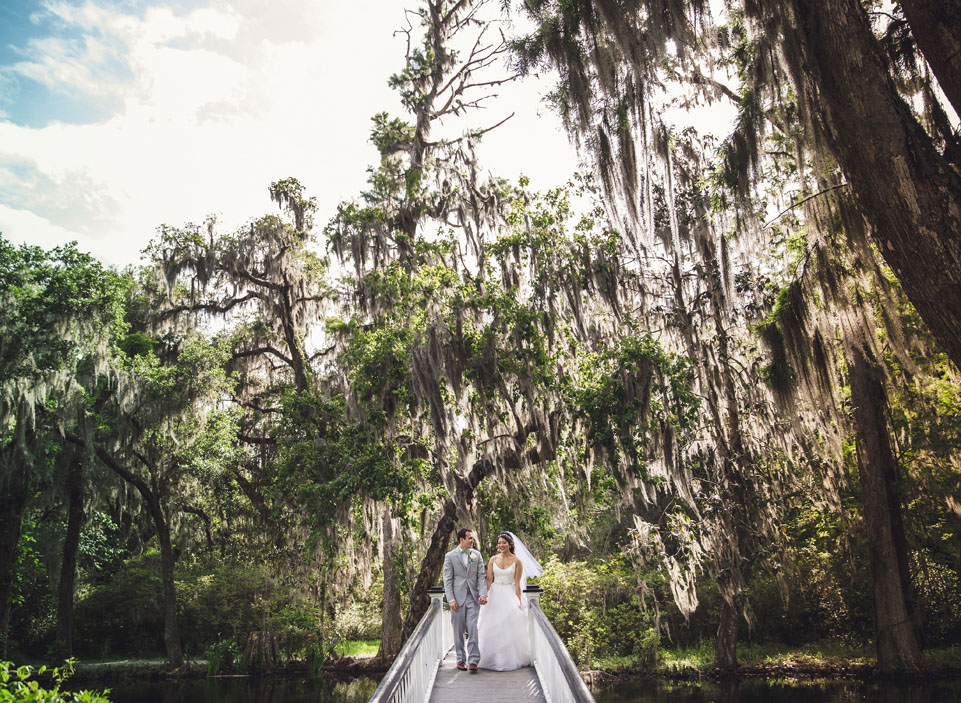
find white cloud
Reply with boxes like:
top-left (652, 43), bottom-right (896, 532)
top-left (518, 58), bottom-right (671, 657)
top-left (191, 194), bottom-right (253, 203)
top-left (0, 0), bottom-right (579, 267)
top-left (8, 35), bottom-right (111, 95)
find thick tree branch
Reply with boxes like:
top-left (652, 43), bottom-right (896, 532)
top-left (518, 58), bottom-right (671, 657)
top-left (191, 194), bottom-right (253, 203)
top-left (237, 432), bottom-right (277, 446)
top-left (232, 346), bottom-right (295, 366)
top-left (160, 292), bottom-right (259, 319)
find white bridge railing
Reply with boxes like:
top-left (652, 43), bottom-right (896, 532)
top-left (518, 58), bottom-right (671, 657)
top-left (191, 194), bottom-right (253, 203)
top-left (368, 586), bottom-right (593, 703)
top-left (526, 586), bottom-right (595, 703)
top-left (368, 587), bottom-right (452, 703)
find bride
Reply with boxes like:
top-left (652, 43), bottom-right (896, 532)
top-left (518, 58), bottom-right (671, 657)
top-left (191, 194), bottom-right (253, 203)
top-left (477, 531), bottom-right (543, 671)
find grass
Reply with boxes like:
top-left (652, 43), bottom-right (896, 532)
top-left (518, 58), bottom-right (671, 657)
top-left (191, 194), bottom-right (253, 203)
top-left (591, 641), bottom-right (961, 672)
top-left (334, 639), bottom-right (381, 657)
top-left (658, 640), bottom-right (877, 669)
top-left (925, 644), bottom-right (961, 668)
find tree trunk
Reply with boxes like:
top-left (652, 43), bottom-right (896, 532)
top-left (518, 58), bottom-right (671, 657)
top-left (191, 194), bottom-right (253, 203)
top-left (399, 421), bottom-right (556, 642)
top-left (0, 461), bottom-right (29, 655)
top-left (900, 0), bottom-right (961, 118)
top-left (400, 498), bottom-right (459, 642)
top-left (244, 631), bottom-right (279, 675)
top-left (400, 456), bottom-right (497, 641)
top-left (89, 443), bottom-right (185, 668)
top-left (154, 507), bottom-right (185, 669)
top-left (55, 451), bottom-right (84, 659)
top-left (715, 596), bottom-right (740, 668)
top-left (377, 513), bottom-right (403, 659)
top-left (842, 327), bottom-right (924, 671)
top-left (787, 0), bottom-right (961, 372)
top-left (280, 290), bottom-right (311, 393)
top-left (886, 451), bottom-right (924, 645)
top-left (707, 244), bottom-right (752, 669)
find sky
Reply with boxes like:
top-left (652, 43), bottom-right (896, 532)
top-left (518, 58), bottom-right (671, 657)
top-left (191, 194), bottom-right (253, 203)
top-left (0, 0), bottom-right (582, 266)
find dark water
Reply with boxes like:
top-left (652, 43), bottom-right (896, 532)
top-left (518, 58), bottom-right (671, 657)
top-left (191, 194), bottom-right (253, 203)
top-left (72, 676), bottom-right (961, 703)
top-left (595, 679), bottom-right (961, 703)
top-left (80, 675), bottom-right (381, 703)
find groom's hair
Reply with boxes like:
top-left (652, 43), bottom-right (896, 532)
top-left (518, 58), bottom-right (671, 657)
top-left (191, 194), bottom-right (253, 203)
top-left (456, 528), bottom-right (471, 541)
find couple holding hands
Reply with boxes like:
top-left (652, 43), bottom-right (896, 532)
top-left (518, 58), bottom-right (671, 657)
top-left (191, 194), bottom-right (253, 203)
top-left (442, 528), bottom-right (542, 673)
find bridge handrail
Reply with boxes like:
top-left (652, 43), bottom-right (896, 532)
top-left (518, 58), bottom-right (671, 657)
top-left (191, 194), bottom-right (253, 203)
top-left (527, 587), bottom-right (594, 703)
top-left (368, 588), bottom-right (448, 703)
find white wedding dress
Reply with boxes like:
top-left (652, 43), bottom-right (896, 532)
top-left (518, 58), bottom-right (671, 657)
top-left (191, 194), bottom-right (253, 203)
top-left (477, 561), bottom-right (531, 670)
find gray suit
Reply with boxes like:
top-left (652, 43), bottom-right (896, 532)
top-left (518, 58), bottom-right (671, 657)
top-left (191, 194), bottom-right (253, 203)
top-left (442, 547), bottom-right (488, 666)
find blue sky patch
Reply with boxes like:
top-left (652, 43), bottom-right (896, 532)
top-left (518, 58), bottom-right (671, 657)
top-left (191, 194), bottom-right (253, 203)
top-left (0, 0), bottom-right (197, 127)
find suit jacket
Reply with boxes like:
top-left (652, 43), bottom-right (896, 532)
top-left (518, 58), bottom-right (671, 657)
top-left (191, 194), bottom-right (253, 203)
top-left (443, 547), bottom-right (488, 605)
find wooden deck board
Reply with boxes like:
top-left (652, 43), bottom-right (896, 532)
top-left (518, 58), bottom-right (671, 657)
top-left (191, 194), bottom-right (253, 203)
top-left (428, 649), bottom-right (547, 703)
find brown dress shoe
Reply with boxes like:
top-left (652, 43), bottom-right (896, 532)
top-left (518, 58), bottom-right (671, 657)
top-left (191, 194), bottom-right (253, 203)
top-left (456, 661), bottom-right (467, 670)
top-left (469, 663), bottom-right (478, 674)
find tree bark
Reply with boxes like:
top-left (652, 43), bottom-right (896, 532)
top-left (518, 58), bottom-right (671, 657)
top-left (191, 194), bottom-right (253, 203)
top-left (786, 0), bottom-right (961, 372)
top-left (900, 0), bottom-right (961, 118)
top-left (715, 597), bottom-right (740, 669)
top-left (55, 451), bottom-right (84, 659)
top-left (400, 497), bottom-right (461, 643)
top-left (244, 631), bottom-right (279, 675)
top-left (0, 461), bottom-right (29, 655)
top-left (842, 325), bottom-right (924, 671)
top-left (279, 284), bottom-right (311, 393)
top-left (153, 505), bottom-right (184, 669)
top-left (377, 513), bottom-right (403, 659)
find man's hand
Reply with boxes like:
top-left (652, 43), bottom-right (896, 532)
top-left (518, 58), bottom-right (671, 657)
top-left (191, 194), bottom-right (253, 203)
top-left (478, 596), bottom-right (488, 605)
top-left (450, 600), bottom-right (458, 611)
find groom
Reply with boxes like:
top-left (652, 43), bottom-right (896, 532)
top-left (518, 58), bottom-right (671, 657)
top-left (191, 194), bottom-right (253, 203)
top-left (443, 527), bottom-right (487, 673)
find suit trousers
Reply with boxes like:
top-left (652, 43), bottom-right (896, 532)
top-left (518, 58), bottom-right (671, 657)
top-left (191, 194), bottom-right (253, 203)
top-left (450, 597), bottom-right (480, 666)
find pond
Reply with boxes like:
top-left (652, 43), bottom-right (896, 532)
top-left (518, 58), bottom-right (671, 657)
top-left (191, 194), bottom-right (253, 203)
top-left (595, 679), bottom-right (961, 703)
top-left (75, 675), bottom-right (961, 703)
top-left (82, 675), bottom-right (381, 703)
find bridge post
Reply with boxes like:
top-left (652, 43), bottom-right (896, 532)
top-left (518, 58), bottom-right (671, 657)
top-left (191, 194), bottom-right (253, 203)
top-left (525, 585), bottom-right (541, 669)
top-left (427, 586), bottom-right (445, 609)
top-left (427, 586), bottom-right (451, 656)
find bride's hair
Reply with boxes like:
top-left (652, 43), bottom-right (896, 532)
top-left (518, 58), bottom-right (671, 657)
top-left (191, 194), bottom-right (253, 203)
top-left (497, 532), bottom-right (515, 553)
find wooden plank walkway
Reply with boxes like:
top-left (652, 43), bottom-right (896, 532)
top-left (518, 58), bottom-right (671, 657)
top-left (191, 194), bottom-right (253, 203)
top-left (428, 648), bottom-right (547, 703)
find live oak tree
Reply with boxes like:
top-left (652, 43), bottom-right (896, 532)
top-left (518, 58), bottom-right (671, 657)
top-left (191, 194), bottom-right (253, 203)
top-left (325, 0), bottom-right (557, 647)
top-left (508, 0), bottom-right (961, 373)
top-left (141, 183), bottom-right (360, 656)
top-left (0, 238), bottom-right (124, 654)
top-left (325, 0), bottom-right (695, 650)
top-left (755, 173), bottom-right (937, 670)
top-left (506, 0), bottom-right (958, 671)
top-left (145, 176), bottom-right (429, 662)
top-left (70, 333), bottom-right (237, 669)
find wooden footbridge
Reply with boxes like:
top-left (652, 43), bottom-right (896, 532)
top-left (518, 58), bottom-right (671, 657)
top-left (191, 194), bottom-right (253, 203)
top-left (369, 587), bottom-right (594, 703)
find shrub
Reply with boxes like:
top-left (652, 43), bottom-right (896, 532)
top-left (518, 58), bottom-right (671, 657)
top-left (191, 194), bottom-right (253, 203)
top-left (0, 659), bottom-right (110, 703)
top-left (177, 559), bottom-right (328, 658)
top-left (73, 552), bottom-right (165, 657)
top-left (536, 555), bottom-right (658, 667)
top-left (204, 639), bottom-right (241, 676)
top-left (75, 555), bottom-right (330, 660)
